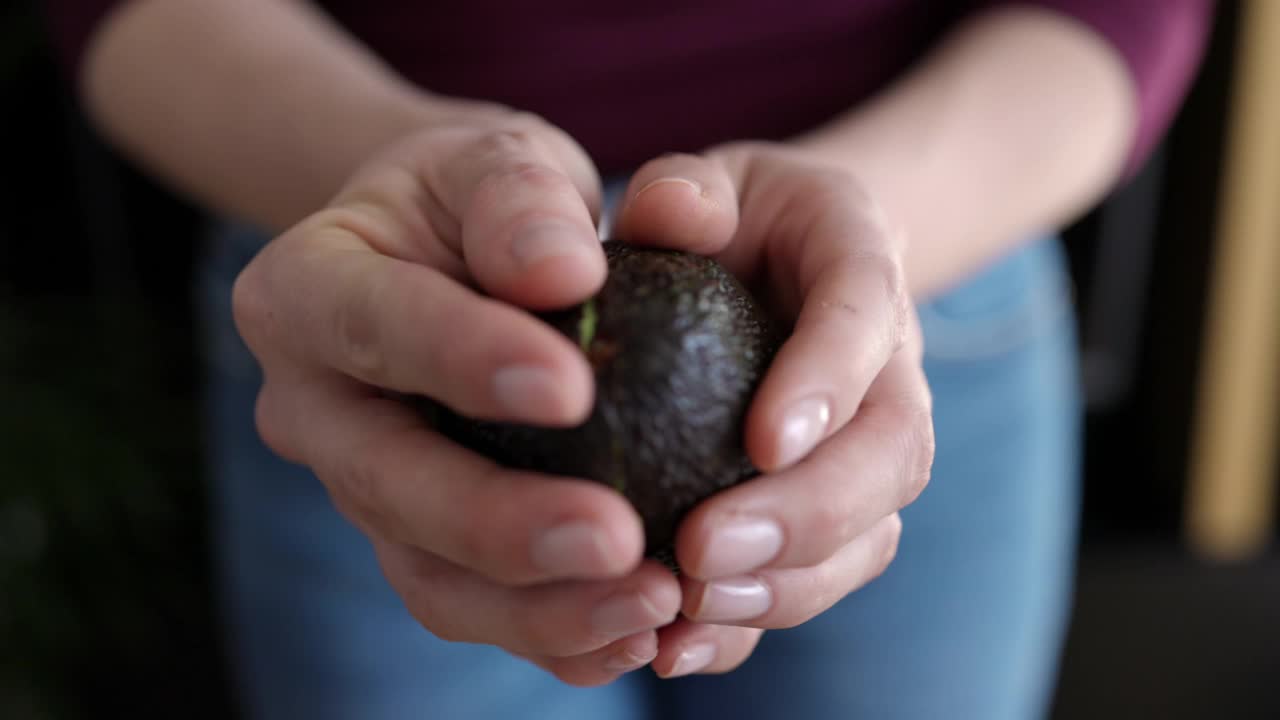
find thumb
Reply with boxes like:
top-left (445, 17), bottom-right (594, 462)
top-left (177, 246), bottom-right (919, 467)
top-left (611, 153), bottom-right (739, 255)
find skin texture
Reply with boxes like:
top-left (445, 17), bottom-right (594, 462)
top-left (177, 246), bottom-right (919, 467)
top-left (797, 5), bottom-right (1135, 301)
top-left (81, 0), bottom-right (1134, 686)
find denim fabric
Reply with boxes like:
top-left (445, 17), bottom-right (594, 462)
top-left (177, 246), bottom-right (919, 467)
top-left (198, 211), bottom-right (1081, 719)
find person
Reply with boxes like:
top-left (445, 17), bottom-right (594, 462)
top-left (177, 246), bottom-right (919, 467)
top-left (45, 1), bottom-right (1211, 718)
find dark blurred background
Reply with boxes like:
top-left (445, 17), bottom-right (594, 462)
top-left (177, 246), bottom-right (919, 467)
top-left (3, 1), bottom-right (1278, 718)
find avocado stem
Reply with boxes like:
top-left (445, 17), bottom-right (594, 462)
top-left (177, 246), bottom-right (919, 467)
top-left (578, 298), bottom-right (598, 352)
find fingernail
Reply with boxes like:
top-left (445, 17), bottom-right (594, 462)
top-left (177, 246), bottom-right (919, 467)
top-left (776, 395), bottom-right (831, 469)
top-left (693, 576), bottom-right (773, 623)
top-left (699, 518), bottom-right (783, 577)
top-left (511, 222), bottom-right (591, 267)
top-left (493, 365), bottom-right (562, 421)
top-left (663, 643), bottom-right (717, 678)
top-left (531, 521), bottom-right (617, 577)
top-left (633, 177), bottom-right (702, 204)
top-left (603, 645), bottom-right (657, 673)
top-left (591, 592), bottom-right (668, 636)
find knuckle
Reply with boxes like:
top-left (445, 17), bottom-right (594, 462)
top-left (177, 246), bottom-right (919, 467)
top-left (230, 262), bottom-right (272, 350)
top-left (505, 593), bottom-right (592, 658)
top-left (802, 479), bottom-right (856, 554)
top-left (880, 514), bottom-right (903, 564)
top-left (811, 252), bottom-right (906, 353)
top-left (334, 168), bottom-right (417, 219)
top-left (900, 407), bottom-right (935, 507)
top-left (412, 598), bottom-right (463, 644)
top-left (651, 151), bottom-right (704, 170)
top-left (334, 438), bottom-right (393, 528)
top-left (546, 660), bottom-right (609, 688)
top-left (449, 523), bottom-right (489, 577)
top-left (487, 126), bottom-right (538, 152)
top-left (252, 383), bottom-right (296, 461)
top-left (446, 469), bottom-right (544, 586)
top-left (887, 288), bottom-right (910, 351)
top-left (514, 615), bottom-right (572, 658)
top-left (791, 571), bottom-right (836, 629)
top-left (916, 423), bottom-right (937, 494)
top-left (449, 488), bottom-right (502, 575)
top-left (884, 511), bottom-right (904, 547)
top-left (544, 663), bottom-right (586, 687)
top-left (806, 167), bottom-right (895, 239)
top-left (770, 600), bottom-right (818, 631)
top-left (453, 461), bottom-right (532, 573)
top-left (808, 259), bottom-right (869, 311)
top-left (417, 598), bottom-right (476, 646)
top-left (498, 160), bottom-right (569, 192)
top-left (475, 123), bottom-right (549, 163)
top-left (706, 142), bottom-right (759, 179)
top-left (503, 112), bottom-right (593, 170)
top-left (812, 166), bottom-right (865, 197)
top-left (426, 621), bottom-right (465, 645)
top-left (801, 167), bottom-right (875, 218)
top-left (870, 515), bottom-right (903, 581)
top-left (850, 252), bottom-right (908, 350)
top-left (561, 676), bottom-right (612, 689)
top-left (885, 265), bottom-right (910, 329)
top-left (396, 560), bottom-right (466, 643)
top-left (329, 494), bottom-right (377, 535)
top-left (469, 160), bottom-right (570, 212)
top-left (502, 111), bottom-right (553, 135)
top-left (331, 273), bottom-right (389, 383)
top-left (814, 559), bottom-right (853, 618)
top-left (717, 635), bottom-right (763, 672)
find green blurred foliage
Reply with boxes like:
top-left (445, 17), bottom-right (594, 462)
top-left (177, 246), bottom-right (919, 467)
top-left (0, 1), bottom-right (40, 82)
top-left (2, 1), bottom-right (232, 713)
top-left (0, 297), bottom-right (232, 719)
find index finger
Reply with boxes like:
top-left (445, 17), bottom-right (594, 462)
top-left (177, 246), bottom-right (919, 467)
top-left (233, 218), bottom-right (595, 425)
top-left (424, 121), bottom-right (607, 310)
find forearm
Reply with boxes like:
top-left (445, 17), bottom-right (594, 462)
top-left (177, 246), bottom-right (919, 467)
top-left (797, 6), bottom-right (1136, 300)
top-left (81, 0), bottom-right (454, 231)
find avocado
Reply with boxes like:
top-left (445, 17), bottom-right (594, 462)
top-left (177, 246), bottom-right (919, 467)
top-left (424, 241), bottom-right (779, 569)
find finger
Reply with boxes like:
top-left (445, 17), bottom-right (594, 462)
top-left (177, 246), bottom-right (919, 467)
top-left (234, 226), bottom-right (593, 425)
top-left (681, 513), bottom-right (901, 628)
top-left (651, 618), bottom-right (764, 678)
top-left (612, 153), bottom-right (739, 254)
top-left (526, 118), bottom-right (605, 219)
top-left (376, 542), bottom-right (681, 658)
top-left (431, 124), bottom-right (606, 309)
top-left (255, 377), bottom-right (644, 584)
top-left (744, 186), bottom-right (910, 472)
top-left (676, 347), bottom-right (933, 577)
top-left (524, 631), bottom-right (659, 687)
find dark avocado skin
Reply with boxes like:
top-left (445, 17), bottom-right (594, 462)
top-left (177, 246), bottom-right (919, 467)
top-left (426, 241), bottom-right (779, 567)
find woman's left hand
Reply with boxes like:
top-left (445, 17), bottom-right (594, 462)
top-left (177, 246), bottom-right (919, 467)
top-left (608, 143), bottom-right (935, 678)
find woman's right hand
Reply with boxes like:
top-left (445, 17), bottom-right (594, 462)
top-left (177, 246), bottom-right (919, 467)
top-left (231, 110), bottom-right (681, 686)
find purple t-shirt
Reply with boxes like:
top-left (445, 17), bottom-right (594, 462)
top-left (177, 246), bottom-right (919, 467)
top-left (44, 0), bottom-right (1211, 177)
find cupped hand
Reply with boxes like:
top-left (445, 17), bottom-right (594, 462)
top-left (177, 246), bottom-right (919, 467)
top-left (231, 110), bottom-right (681, 686)
top-left (610, 144), bottom-right (936, 678)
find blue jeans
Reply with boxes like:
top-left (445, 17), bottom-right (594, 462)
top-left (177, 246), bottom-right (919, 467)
top-left (199, 218), bottom-right (1081, 719)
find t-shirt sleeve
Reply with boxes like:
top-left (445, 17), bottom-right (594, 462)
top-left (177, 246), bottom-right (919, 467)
top-left (41, 0), bottom-right (124, 79)
top-left (979, 0), bottom-right (1215, 176)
